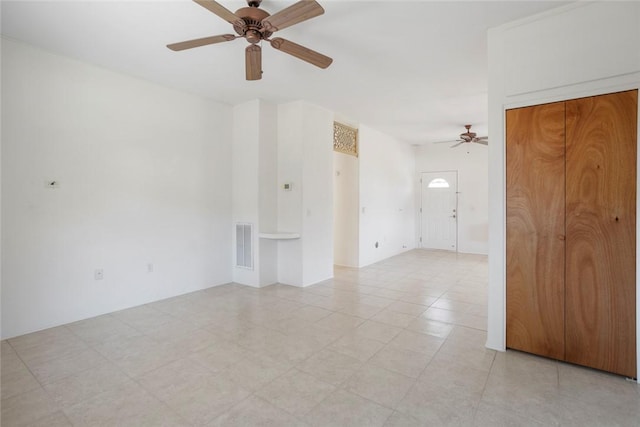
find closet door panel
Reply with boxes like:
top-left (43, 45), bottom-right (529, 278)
top-left (506, 102), bottom-right (566, 359)
top-left (565, 90), bottom-right (637, 378)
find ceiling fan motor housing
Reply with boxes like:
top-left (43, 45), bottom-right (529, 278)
top-left (233, 7), bottom-right (273, 42)
top-left (460, 124), bottom-right (476, 142)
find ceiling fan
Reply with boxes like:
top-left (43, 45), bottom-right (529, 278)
top-left (167, 0), bottom-right (333, 81)
top-left (433, 125), bottom-right (488, 148)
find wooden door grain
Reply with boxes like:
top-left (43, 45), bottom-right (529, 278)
top-left (506, 101), bottom-right (566, 360)
top-left (565, 90), bottom-right (637, 378)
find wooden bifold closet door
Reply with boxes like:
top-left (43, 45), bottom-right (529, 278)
top-left (565, 91), bottom-right (637, 377)
top-left (506, 101), bottom-right (566, 360)
top-left (506, 90), bottom-right (637, 378)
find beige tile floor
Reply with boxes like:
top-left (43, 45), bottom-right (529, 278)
top-left (2, 250), bottom-right (639, 426)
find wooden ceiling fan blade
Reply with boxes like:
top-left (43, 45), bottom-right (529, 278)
top-left (450, 142), bottom-right (465, 148)
top-left (193, 0), bottom-right (245, 28)
top-left (245, 45), bottom-right (262, 80)
top-left (261, 0), bottom-right (324, 32)
top-left (475, 140), bottom-right (489, 146)
top-left (167, 34), bottom-right (236, 51)
top-left (270, 37), bottom-right (332, 69)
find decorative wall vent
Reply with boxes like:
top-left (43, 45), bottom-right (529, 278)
top-left (333, 122), bottom-right (358, 157)
top-left (236, 223), bottom-right (253, 269)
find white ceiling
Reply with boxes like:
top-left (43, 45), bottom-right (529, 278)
top-left (1, 0), bottom-right (567, 145)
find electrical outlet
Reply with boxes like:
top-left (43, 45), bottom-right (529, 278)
top-left (94, 269), bottom-right (104, 280)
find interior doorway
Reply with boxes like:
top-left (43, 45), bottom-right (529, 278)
top-left (421, 171), bottom-right (458, 251)
top-left (333, 151), bottom-right (359, 267)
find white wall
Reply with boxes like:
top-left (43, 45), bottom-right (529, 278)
top-left (1, 39), bottom-right (233, 339)
top-left (414, 143), bottom-right (488, 255)
top-left (232, 100), bottom-right (260, 286)
top-left (276, 103), bottom-right (304, 286)
top-left (300, 104), bottom-right (334, 285)
top-left (231, 99), bottom-right (279, 287)
top-left (257, 101), bottom-right (279, 286)
top-left (358, 125), bottom-right (415, 267)
top-left (277, 101), bottom-right (334, 286)
top-left (487, 0), bottom-right (640, 380)
top-left (333, 151), bottom-right (359, 267)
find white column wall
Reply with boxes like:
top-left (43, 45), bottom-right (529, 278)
top-left (301, 104), bottom-right (334, 286)
top-left (258, 102), bottom-right (279, 286)
top-left (232, 99), bottom-right (279, 287)
top-left (232, 100), bottom-right (261, 286)
top-left (277, 101), bottom-right (334, 286)
top-left (276, 103), bottom-right (304, 286)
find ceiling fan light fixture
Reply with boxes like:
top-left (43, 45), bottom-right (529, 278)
top-left (245, 44), bottom-right (262, 80)
top-left (245, 29), bottom-right (261, 44)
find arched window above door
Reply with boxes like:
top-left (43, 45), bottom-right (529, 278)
top-left (428, 178), bottom-right (450, 188)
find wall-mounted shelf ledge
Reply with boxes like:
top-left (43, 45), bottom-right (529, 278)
top-left (259, 232), bottom-right (301, 240)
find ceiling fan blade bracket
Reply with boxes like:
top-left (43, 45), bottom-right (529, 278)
top-left (261, 21), bottom-right (275, 33)
top-left (270, 38), bottom-right (282, 49)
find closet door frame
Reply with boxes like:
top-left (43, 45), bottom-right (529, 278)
top-left (497, 84), bottom-right (640, 380)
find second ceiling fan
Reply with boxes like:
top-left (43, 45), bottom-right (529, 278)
top-left (452, 124), bottom-right (488, 147)
top-left (167, 0), bottom-right (333, 81)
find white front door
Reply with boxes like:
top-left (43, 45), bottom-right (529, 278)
top-left (421, 171), bottom-right (458, 251)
